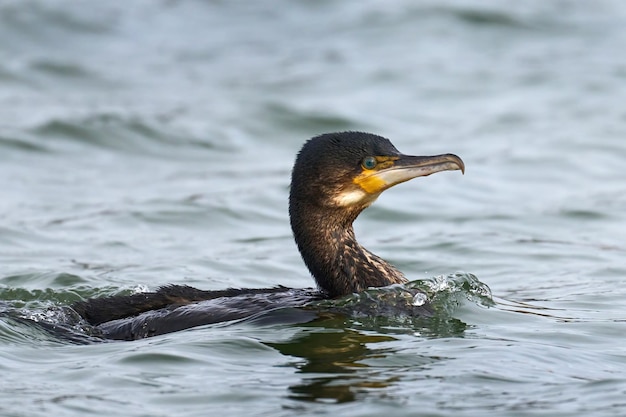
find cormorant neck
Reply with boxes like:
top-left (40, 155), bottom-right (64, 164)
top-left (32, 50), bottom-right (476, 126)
top-left (289, 202), bottom-right (407, 298)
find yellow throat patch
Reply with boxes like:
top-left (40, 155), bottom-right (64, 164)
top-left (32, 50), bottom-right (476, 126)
top-left (353, 156), bottom-right (398, 194)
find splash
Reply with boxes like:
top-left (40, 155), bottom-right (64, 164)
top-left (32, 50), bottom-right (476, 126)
top-left (407, 272), bottom-right (495, 313)
top-left (311, 272), bottom-right (493, 333)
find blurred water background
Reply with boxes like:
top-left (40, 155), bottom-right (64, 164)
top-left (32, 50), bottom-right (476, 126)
top-left (1, 0), bottom-right (626, 416)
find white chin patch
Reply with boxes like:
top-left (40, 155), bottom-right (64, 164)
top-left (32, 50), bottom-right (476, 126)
top-left (333, 189), bottom-right (374, 207)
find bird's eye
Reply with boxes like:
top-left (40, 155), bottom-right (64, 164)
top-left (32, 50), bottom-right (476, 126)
top-left (362, 156), bottom-right (377, 170)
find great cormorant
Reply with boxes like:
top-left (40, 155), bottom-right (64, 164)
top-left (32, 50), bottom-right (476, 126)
top-left (72, 132), bottom-right (464, 340)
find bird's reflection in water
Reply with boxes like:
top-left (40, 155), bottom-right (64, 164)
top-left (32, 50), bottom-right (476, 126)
top-left (265, 313), bottom-right (466, 403)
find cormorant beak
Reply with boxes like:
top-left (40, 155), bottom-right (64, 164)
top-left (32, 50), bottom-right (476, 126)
top-left (354, 153), bottom-right (465, 195)
top-left (380, 153), bottom-right (464, 187)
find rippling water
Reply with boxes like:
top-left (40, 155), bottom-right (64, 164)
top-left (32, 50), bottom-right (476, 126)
top-left (2, 1), bottom-right (626, 416)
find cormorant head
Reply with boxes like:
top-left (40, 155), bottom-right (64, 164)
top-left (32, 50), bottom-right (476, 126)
top-left (290, 131), bottom-right (464, 217)
top-left (289, 131), bottom-right (465, 297)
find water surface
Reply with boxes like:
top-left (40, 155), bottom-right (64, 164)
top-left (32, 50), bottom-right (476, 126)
top-left (1, 1), bottom-right (626, 416)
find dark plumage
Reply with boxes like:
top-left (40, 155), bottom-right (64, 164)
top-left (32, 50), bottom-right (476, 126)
top-left (290, 132), bottom-right (408, 297)
top-left (72, 131), bottom-right (464, 340)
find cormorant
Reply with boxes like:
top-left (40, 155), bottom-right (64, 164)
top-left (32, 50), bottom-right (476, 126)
top-left (72, 132), bottom-right (464, 340)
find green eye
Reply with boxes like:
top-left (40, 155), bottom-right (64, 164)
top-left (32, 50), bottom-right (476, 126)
top-left (362, 156), bottom-right (377, 170)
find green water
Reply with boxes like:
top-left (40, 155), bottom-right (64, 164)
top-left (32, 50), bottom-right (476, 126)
top-left (2, 1), bottom-right (626, 416)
